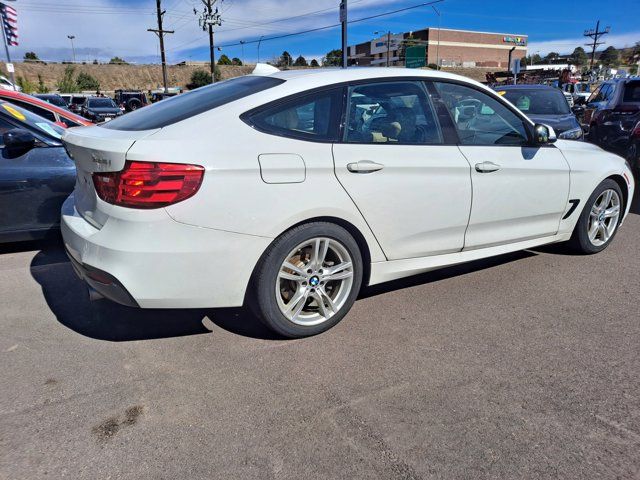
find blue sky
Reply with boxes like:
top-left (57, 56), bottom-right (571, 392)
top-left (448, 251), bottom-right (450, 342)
top-left (12, 0), bottom-right (640, 64)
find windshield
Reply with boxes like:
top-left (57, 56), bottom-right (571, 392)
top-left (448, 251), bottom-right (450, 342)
top-left (500, 88), bottom-right (571, 115)
top-left (104, 75), bottom-right (285, 131)
top-left (575, 83), bottom-right (591, 93)
top-left (72, 97), bottom-right (86, 105)
top-left (88, 98), bottom-right (117, 108)
top-left (0, 101), bottom-right (64, 139)
top-left (38, 95), bottom-right (68, 108)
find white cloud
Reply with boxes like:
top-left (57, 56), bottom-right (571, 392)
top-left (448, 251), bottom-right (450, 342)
top-left (528, 31), bottom-right (640, 56)
top-left (12, 0), bottom-right (400, 63)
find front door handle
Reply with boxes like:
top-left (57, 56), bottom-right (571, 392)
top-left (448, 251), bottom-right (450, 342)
top-left (347, 160), bottom-right (384, 174)
top-left (475, 161), bottom-right (501, 173)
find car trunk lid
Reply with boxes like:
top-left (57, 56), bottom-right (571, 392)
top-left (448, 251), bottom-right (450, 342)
top-left (63, 126), bottom-right (160, 228)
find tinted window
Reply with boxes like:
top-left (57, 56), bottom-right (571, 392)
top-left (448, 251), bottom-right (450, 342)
top-left (104, 76), bottom-right (284, 131)
top-left (10, 100), bottom-right (57, 122)
top-left (434, 82), bottom-right (529, 146)
top-left (623, 81), bottom-right (640, 103)
top-left (72, 97), bottom-right (86, 105)
top-left (345, 81), bottom-right (442, 145)
top-left (500, 88), bottom-right (570, 115)
top-left (587, 85), bottom-right (602, 103)
top-left (0, 102), bottom-right (64, 139)
top-left (37, 95), bottom-right (67, 108)
top-left (247, 88), bottom-right (342, 142)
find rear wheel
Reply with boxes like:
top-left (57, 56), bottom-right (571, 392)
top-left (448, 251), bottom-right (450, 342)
top-left (569, 179), bottom-right (623, 254)
top-left (251, 222), bottom-right (363, 338)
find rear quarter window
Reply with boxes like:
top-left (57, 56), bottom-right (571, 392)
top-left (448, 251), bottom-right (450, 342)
top-left (103, 76), bottom-right (285, 131)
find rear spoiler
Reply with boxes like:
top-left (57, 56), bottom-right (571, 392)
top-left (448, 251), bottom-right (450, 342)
top-left (252, 63), bottom-right (280, 76)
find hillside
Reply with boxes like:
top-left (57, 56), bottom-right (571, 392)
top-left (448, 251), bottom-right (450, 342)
top-left (9, 63), bottom-right (254, 92)
top-left (5, 62), bottom-right (495, 93)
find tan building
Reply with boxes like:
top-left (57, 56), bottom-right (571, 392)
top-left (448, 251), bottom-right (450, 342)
top-left (348, 28), bottom-right (528, 69)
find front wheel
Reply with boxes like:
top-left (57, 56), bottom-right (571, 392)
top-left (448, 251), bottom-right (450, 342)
top-left (251, 222), bottom-right (363, 338)
top-left (569, 179), bottom-right (623, 254)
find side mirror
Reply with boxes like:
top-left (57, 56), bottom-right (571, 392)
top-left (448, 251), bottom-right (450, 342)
top-left (3, 128), bottom-right (36, 155)
top-left (533, 124), bottom-right (557, 145)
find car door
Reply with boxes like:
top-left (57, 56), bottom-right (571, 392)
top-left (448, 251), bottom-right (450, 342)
top-left (432, 81), bottom-right (570, 250)
top-left (0, 118), bottom-right (75, 235)
top-left (332, 80), bottom-right (472, 260)
top-left (583, 83), bottom-right (608, 126)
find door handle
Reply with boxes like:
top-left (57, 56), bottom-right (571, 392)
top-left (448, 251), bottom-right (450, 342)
top-left (347, 160), bottom-right (384, 174)
top-left (475, 161), bottom-right (501, 173)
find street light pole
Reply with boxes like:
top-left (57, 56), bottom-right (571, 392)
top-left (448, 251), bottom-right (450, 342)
top-left (67, 35), bottom-right (76, 63)
top-left (340, 0), bottom-right (347, 68)
top-left (257, 35), bottom-right (264, 63)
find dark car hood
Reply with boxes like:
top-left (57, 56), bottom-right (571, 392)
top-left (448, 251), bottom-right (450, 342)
top-left (526, 113), bottom-right (580, 134)
top-left (87, 107), bottom-right (120, 114)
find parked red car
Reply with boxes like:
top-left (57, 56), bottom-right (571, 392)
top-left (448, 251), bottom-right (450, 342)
top-left (0, 89), bottom-right (91, 128)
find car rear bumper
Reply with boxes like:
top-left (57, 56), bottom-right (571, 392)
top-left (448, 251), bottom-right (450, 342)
top-left (61, 193), bottom-right (272, 309)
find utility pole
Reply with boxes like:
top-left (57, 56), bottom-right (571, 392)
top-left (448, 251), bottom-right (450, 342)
top-left (195, 0), bottom-right (222, 82)
top-left (340, 0), bottom-right (347, 68)
top-left (147, 0), bottom-right (174, 93)
top-left (431, 5), bottom-right (441, 69)
top-left (67, 35), bottom-right (76, 63)
top-left (584, 20), bottom-right (610, 70)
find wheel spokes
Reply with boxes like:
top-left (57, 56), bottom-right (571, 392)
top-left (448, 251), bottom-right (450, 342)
top-left (603, 205), bottom-right (620, 218)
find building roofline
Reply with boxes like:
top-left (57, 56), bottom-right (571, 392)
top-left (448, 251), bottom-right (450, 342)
top-left (425, 27), bottom-right (528, 37)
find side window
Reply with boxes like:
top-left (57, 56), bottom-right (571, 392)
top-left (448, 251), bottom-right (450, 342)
top-left (433, 82), bottom-right (529, 146)
top-left (587, 85), bottom-right (602, 103)
top-left (11, 100), bottom-right (57, 122)
top-left (603, 83), bottom-right (616, 102)
top-left (344, 81), bottom-right (442, 145)
top-left (246, 88), bottom-right (342, 142)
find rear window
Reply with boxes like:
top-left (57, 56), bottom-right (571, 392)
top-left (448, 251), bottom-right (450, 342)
top-left (103, 75), bottom-right (285, 131)
top-left (623, 81), bottom-right (640, 103)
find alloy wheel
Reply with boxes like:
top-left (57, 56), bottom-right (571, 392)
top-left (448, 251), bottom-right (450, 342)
top-left (276, 237), bottom-right (354, 326)
top-left (587, 189), bottom-right (621, 247)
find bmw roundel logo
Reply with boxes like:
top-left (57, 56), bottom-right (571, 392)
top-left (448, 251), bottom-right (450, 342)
top-left (309, 276), bottom-right (320, 287)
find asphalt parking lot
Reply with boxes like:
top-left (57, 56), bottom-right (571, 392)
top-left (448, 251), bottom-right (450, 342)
top-left (1, 189), bottom-right (639, 480)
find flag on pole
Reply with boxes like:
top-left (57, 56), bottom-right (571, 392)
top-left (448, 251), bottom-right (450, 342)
top-left (0, 3), bottom-right (18, 46)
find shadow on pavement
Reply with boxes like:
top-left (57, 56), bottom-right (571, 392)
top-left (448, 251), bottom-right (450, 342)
top-left (28, 240), bottom-right (278, 342)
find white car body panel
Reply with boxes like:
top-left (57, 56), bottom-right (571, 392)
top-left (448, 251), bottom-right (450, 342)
top-left (60, 68), bottom-right (635, 309)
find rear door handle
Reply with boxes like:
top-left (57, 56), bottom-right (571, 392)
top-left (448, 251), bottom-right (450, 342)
top-left (475, 161), bottom-right (501, 173)
top-left (347, 161), bottom-right (384, 174)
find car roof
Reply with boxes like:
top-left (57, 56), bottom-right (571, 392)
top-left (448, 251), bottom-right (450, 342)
top-left (269, 67), bottom-right (468, 83)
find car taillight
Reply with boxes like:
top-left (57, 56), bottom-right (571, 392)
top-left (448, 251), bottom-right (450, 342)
top-left (92, 161), bottom-right (204, 209)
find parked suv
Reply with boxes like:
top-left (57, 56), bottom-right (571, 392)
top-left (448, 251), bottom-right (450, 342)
top-left (114, 89), bottom-right (148, 112)
top-left (80, 96), bottom-right (122, 123)
top-left (582, 78), bottom-right (640, 152)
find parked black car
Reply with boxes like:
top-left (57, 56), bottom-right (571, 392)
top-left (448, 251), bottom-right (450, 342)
top-left (0, 101), bottom-right (75, 243)
top-left (80, 96), bottom-right (122, 123)
top-left (579, 78), bottom-right (640, 152)
top-left (114, 89), bottom-right (148, 112)
top-left (496, 84), bottom-right (583, 140)
top-left (626, 120), bottom-right (640, 174)
top-left (34, 93), bottom-right (69, 110)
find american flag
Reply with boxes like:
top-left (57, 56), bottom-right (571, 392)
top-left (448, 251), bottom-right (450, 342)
top-left (0, 2), bottom-right (18, 47)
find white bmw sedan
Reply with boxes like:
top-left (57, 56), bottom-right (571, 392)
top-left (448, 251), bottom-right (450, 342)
top-left (61, 67), bottom-right (635, 338)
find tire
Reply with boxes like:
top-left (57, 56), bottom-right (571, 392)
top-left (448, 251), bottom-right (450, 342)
top-left (251, 222), bottom-right (363, 338)
top-left (569, 179), bottom-right (623, 254)
top-left (127, 98), bottom-right (142, 111)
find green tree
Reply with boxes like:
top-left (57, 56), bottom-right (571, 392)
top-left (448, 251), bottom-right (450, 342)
top-left (57, 65), bottom-right (78, 93)
top-left (599, 46), bottom-right (620, 67)
top-left (293, 55), bottom-right (308, 67)
top-left (231, 57), bottom-right (243, 66)
top-left (278, 51), bottom-right (293, 67)
top-left (109, 56), bottom-right (128, 65)
top-left (544, 52), bottom-right (560, 63)
top-left (24, 51), bottom-right (39, 61)
top-left (217, 54), bottom-right (232, 65)
top-left (569, 47), bottom-right (588, 66)
top-left (186, 68), bottom-right (220, 89)
top-left (322, 49), bottom-right (342, 66)
top-left (525, 53), bottom-right (542, 66)
top-left (16, 76), bottom-right (37, 93)
top-left (310, 59), bottom-right (319, 67)
top-left (36, 74), bottom-right (48, 94)
top-left (76, 72), bottom-right (100, 91)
